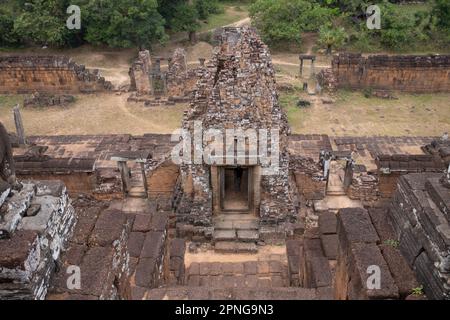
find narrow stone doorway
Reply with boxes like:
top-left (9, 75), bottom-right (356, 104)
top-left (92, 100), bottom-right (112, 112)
top-left (220, 166), bottom-right (251, 212)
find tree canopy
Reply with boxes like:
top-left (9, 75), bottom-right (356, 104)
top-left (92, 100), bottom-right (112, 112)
top-left (0, 0), bottom-right (221, 48)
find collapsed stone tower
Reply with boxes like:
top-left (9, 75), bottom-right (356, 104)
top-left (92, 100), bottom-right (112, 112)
top-left (174, 27), bottom-right (295, 242)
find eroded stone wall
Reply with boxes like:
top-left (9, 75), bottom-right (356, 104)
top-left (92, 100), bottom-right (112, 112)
top-left (176, 27), bottom-right (294, 237)
top-left (0, 56), bottom-right (113, 94)
top-left (0, 180), bottom-right (76, 300)
top-left (328, 53), bottom-right (450, 92)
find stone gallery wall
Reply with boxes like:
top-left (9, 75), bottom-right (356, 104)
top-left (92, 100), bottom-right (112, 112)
top-left (330, 53), bottom-right (450, 92)
top-left (0, 56), bottom-right (113, 94)
top-left (388, 173), bottom-right (450, 300)
top-left (376, 154), bottom-right (445, 198)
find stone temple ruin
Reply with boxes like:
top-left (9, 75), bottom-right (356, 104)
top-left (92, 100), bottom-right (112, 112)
top-left (173, 27), bottom-right (295, 250)
top-left (128, 48), bottom-right (204, 106)
top-left (0, 27), bottom-right (450, 300)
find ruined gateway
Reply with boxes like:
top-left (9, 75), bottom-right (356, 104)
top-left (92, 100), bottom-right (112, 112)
top-left (0, 27), bottom-right (449, 300)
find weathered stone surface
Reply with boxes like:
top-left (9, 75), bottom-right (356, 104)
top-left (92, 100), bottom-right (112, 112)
top-left (388, 173), bottom-right (450, 299)
top-left (318, 211), bottom-right (337, 235)
top-left (0, 180), bottom-right (76, 300)
top-left (328, 53), bottom-right (450, 93)
top-left (337, 208), bottom-right (380, 245)
top-left (348, 243), bottom-right (399, 300)
top-left (0, 56), bottom-right (113, 94)
top-left (135, 258), bottom-right (157, 288)
top-left (320, 234), bottom-right (338, 260)
top-left (141, 231), bottom-right (165, 259)
top-left (128, 232), bottom-right (145, 258)
top-left (379, 244), bottom-right (419, 298)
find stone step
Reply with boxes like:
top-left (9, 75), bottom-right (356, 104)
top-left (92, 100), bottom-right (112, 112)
top-left (214, 241), bottom-right (258, 254)
top-left (144, 286), bottom-right (322, 300)
top-left (213, 230), bottom-right (236, 242)
top-left (326, 191), bottom-right (346, 196)
top-left (237, 230), bottom-right (259, 242)
top-left (215, 220), bottom-right (259, 230)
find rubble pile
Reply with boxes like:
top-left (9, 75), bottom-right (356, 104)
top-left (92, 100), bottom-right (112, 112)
top-left (24, 92), bottom-right (75, 108)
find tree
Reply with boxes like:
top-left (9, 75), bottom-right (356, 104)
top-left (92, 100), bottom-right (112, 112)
top-left (249, 0), bottom-right (337, 46)
top-left (83, 0), bottom-right (167, 49)
top-left (318, 25), bottom-right (347, 54)
top-left (13, 0), bottom-right (70, 47)
top-left (195, 0), bottom-right (221, 20)
top-left (433, 0), bottom-right (450, 30)
top-left (0, 10), bottom-right (18, 46)
top-left (170, 2), bottom-right (200, 43)
top-left (377, 2), bottom-right (426, 49)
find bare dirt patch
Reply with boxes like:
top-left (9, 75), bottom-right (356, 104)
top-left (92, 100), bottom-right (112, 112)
top-left (0, 93), bottom-right (185, 135)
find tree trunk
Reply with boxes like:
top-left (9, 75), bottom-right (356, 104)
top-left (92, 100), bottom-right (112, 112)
top-left (189, 31), bottom-right (197, 44)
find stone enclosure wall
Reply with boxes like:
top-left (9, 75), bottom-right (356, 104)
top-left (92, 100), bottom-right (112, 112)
top-left (0, 56), bottom-right (113, 94)
top-left (327, 53), bottom-right (450, 92)
top-left (376, 154), bottom-right (445, 198)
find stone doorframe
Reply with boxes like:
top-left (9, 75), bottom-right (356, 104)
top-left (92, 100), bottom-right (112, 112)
top-left (320, 150), bottom-right (354, 191)
top-left (111, 151), bottom-right (150, 198)
top-left (210, 165), bottom-right (261, 216)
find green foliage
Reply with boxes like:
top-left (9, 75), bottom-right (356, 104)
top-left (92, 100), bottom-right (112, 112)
top-left (249, 0), bottom-right (337, 46)
top-left (13, 0), bottom-right (71, 46)
top-left (0, 0), bottom-right (223, 48)
top-left (195, 0), bottom-right (222, 20)
top-left (170, 2), bottom-right (200, 33)
top-left (411, 285), bottom-right (424, 296)
top-left (433, 0), bottom-right (450, 30)
top-left (318, 24), bottom-right (347, 54)
top-left (83, 0), bottom-right (167, 48)
top-left (384, 239), bottom-right (400, 248)
top-left (0, 9), bottom-right (18, 46)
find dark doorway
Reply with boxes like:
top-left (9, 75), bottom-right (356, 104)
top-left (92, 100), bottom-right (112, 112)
top-left (221, 167), bottom-right (250, 211)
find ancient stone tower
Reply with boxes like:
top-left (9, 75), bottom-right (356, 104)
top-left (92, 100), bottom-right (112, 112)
top-left (173, 27), bottom-right (295, 242)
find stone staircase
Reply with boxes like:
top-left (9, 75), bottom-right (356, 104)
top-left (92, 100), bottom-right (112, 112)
top-left (213, 214), bottom-right (259, 253)
top-left (142, 260), bottom-right (331, 300)
top-left (127, 167), bottom-right (147, 199)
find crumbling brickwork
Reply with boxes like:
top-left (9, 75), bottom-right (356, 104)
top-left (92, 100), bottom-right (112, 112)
top-left (325, 53), bottom-right (450, 92)
top-left (0, 180), bottom-right (76, 300)
top-left (129, 48), bottom-right (202, 103)
top-left (176, 27), bottom-right (295, 239)
top-left (129, 50), bottom-right (152, 94)
top-left (0, 56), bottom-right (113, 94)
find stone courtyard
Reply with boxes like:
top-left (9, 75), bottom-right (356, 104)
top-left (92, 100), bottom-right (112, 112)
top-left (0, 27), bottom-right (449, 300)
